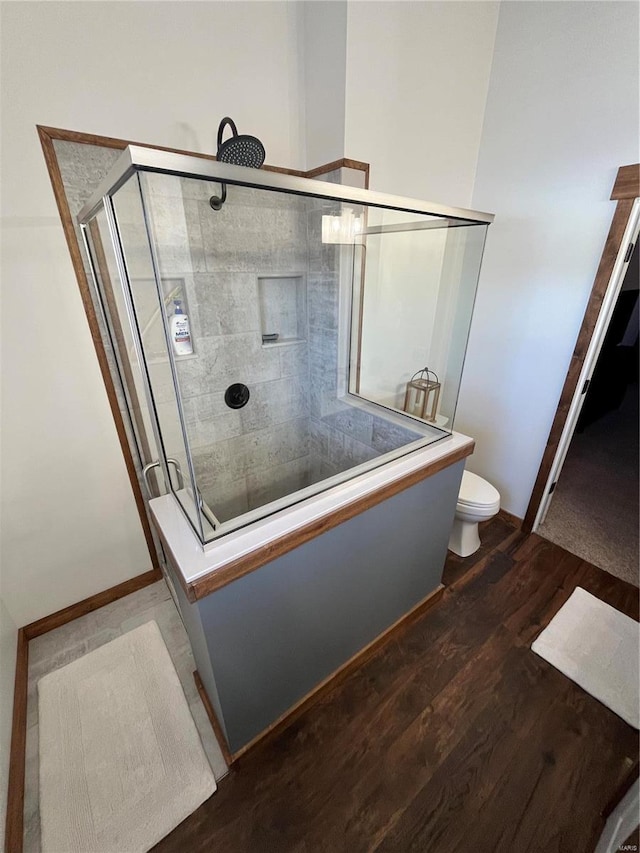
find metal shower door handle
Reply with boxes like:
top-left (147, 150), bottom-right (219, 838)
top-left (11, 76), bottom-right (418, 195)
top-left (142, 458), bottom-right (184, 497)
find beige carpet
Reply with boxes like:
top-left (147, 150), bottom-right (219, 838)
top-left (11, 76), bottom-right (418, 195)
top-left (38, 620), bottom-right (216, 853)
top-left (539, 386), bottom-right (639, 586)
top-left (532, 587), bottom-right (639, 729)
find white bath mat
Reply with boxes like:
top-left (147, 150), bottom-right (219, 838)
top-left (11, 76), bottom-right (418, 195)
top-left (38, 620), bottom-right (216, 853)
top-left (532, 587), bottom-right (639, 729)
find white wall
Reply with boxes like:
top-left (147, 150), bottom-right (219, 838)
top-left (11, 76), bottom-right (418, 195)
top-left (0, 1), bottom-right (303, 626)
top-left (301, 1), bottom-right (348, 169)
top-left (455, 0), bottom-right (640, 516)
top-left (344, 1), bottom-right (500, 205)
top-left (0, 598), bottom-right (18, 849)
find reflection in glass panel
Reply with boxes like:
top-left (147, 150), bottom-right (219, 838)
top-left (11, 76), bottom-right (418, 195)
top-left (351, 210), bottom-right (488, 429)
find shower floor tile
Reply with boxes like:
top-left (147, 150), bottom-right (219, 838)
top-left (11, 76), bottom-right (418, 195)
top-left (23, 579), bottom-right (229, 852)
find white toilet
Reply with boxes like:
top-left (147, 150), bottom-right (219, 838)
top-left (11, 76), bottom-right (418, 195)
top-left (448, 470), bottom-right (501, 557)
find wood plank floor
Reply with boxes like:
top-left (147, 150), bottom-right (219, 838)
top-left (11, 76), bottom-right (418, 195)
top-left (154, 516), bottom-right (639, 853)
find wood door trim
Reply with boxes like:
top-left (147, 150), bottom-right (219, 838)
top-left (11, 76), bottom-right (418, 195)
top-left (611, 164), bottom-right (640, 200)
top-left (4, 629), bottom-right (28, 853)
top-left (523, 164), bottom-right (639, 531)
top-left (184, 440), bottom-right (473, 601)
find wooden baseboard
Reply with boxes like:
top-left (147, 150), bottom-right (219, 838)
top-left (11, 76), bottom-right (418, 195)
top-left (4, 629), bottom-right (28, 853)
top-left (497, 508), bottom-right (523, 529)
top-left (225, 584), bottom-right (445, 764)
top-left (23, 568), bottom-right (162, 641)
top-left (5, 568), bottom-right (162, 853)
top-left (193, 672), bottom-right (235, 768)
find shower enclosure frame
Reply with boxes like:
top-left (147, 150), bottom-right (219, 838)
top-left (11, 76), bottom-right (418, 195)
top-left (71, 140), bottom-right (494, 760)
top-left (77, 144), bottom-right (493, 550)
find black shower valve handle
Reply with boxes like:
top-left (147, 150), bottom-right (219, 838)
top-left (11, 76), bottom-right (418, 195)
top-left (217, 117), bottom-right (239, 153)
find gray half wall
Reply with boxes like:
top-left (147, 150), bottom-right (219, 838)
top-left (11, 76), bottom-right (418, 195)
top-left (196, 458), bottom-right (463, 753)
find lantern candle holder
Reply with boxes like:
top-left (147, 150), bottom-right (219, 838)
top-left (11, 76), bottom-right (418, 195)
top-left (403, 368), bottom-right (441, 423)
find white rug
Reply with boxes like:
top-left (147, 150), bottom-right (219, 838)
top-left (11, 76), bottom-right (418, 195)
top-left (38, 620), bottom-right (216, 853)
top-left (532, 587), bottom-right (640, 729)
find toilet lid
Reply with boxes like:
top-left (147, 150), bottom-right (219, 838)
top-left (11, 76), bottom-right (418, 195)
top-left (458, 470), bottom-right (500, 508)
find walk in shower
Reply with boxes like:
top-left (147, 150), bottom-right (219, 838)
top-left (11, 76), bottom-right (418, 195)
top-left (78, 148), bottom-right (490, 546)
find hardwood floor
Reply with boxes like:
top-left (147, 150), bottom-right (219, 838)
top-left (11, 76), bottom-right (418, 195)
top-left (154, 516), bottom-right (639, 853)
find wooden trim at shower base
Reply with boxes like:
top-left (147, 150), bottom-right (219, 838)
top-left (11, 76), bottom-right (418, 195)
top-left (186, 440), bottom-right (473, 601)
top-left (37, 125), bottom-right (162, 575)
top-left (22, 568), bottom-right (161, 641)
top-left (193, 672), bottom-right (235, 767)
top-left (523, 163), bottom-right (639, 532)
top-left (228, 584), bottom-right (445, 764)
top-left (4, 629), bottom-right (28, 853)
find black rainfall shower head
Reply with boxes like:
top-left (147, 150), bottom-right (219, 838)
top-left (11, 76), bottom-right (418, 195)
top-left (216, 117), bottom-right (266, 169)
top-left (209, 117), bottom-right (266, 211)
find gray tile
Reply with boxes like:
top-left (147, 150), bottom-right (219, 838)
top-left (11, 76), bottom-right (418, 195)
top-left (243, 417), bottom-right (310, 471)
top-left (246, 456), bottom-right (312, 510)
top-left (193, 417), bottom-right (309, 487)
top-left (195, 272), bottom-right (261, 336)
top-left (279, 342), bottom-right (309, 378)
top-left (200, 199), bottom-right (307, 273)
top-left (371, 417), bottom-right (423, 454)
top-left (30, 629), bottom-right (122, 687)
top-left (328, 429), bottom-right (378, 472)
top-left (322, 406), bottom-right (374, 446)
top-left (239, 376), bottom-right (309, 434)
top-left (309, 418), bottom-right (331, 457)
top-left (309, 453), bottom-right (339, 485)
top-left (258, 275), bottom-right (307, 341)
top-left (201, 476), bottom-right (250, 523)
top-left (24, 724), bottom-right (39, 826)
top-left (53, 139), bottom-right (122, 215)
top-left (204, 333), bottom-right (282, 390)
top-left (308, 276), bottom-right (339, 330)
top-left (309, 327), bottom-right (338, 395)
top-left (184, 411), bottom-right (244, 449)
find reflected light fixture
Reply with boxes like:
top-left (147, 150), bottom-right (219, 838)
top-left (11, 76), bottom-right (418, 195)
top-left (321, 207), bottom-right (363, 244)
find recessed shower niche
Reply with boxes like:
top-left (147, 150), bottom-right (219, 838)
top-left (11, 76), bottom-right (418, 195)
top-left (257, 273), bottom-right (306, 346)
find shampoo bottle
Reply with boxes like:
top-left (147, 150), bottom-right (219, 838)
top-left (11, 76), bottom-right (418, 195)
top-left (170, 300), bottom-right (193, 356)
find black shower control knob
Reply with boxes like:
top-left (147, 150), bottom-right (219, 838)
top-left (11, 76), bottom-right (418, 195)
top-left (224, 383), bottom-right (250, 409)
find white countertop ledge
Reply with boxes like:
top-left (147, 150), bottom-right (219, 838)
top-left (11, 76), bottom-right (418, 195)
top-left (150, 431), bottom-right (472, 587)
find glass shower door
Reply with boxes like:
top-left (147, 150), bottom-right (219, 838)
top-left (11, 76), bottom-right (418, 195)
top-left (82, 175), bottom-right (211, 542)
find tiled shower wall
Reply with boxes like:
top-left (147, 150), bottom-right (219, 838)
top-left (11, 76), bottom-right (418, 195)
top-left (143, 178), bottom-right (312, 521)
top-left (137, 173), bottom-right (424, 524)
top-left (145, 175), bottom-right (423, 522)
